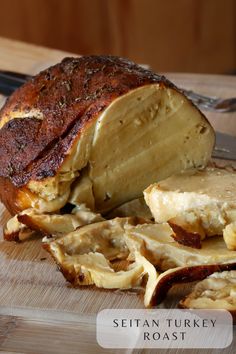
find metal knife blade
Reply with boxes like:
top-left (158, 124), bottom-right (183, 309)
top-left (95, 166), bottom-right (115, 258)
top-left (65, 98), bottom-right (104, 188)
top-left (0, 70), bottom-right (31, 95)
top-left (213, 132), bottom-right (236, 161)
top-left (0, 70), bottom-right (235, 161)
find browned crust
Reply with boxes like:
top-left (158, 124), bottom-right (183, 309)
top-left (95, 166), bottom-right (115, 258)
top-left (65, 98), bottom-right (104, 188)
top-left (150, 262), bottom-right (236, 306)
top-left (3, 228), bottom-right (21, 242)
top-left (169, 222), bottom-right (202, 249)
top-left (0, 56), bottom-right (175, 189)
top-left (17, 214), bottom-right (47, 236)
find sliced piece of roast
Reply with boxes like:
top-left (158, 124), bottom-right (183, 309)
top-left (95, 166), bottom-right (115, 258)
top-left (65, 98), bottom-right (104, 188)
top-left (144, 167), bottom-right (236, 249)
top-left (179, 270), bottom-right (236, 321)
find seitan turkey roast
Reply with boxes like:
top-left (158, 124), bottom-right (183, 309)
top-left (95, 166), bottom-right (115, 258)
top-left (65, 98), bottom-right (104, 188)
top-left (0, 56), bottom-right (215, 240)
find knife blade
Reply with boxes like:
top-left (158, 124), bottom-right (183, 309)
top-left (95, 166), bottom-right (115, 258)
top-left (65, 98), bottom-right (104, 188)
top-left (0, 70), bottom-right (31, 95)
top-left (0, 70), bottom-right (235, 161)
top-left (213, 132), bottom-right (236, 161)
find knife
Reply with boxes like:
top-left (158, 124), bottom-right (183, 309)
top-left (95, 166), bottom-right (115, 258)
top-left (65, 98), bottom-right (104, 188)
top-left (212, 132), bottom-right (236, 161)
top-left (0, 70), bottom-right (235, 161)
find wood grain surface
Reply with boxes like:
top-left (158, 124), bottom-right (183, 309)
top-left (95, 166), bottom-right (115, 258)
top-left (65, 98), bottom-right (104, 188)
top-left (0, 37), bottom-right (235, 354)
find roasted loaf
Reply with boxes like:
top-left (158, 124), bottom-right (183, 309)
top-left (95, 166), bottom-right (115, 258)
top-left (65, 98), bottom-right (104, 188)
top-left (0, 56), bottom-right (214, 226)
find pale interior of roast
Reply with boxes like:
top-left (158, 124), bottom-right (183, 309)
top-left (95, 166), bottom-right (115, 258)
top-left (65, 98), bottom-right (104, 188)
top-left (27, 83), bottom-right (214, 215)
top-left (180, 270), bottom-right (236, 310)
top-left (125, 224), bottom-right (236, 270)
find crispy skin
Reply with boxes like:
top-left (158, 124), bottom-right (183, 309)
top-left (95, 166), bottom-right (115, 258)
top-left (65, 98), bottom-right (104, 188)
top-left (151, 263), bottom-right (236, 306)
top-left (0, 56), bottom-right (179, 214)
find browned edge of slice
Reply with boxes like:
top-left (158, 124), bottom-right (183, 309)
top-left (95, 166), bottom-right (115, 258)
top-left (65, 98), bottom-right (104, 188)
top-left (3, 216), bottom-right (35, 242)
top-left (150, 262), bottom-right (236, 307)
top-left (18, 214), bottom-right (48, 236)
top-left (169, 222), bottom-right (202, 249)
top-left (3, 229), bottom-right (21, 242)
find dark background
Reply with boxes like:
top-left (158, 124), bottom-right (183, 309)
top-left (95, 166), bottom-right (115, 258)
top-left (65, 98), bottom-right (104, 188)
top-left (0, 0), bottom-right (235, 73)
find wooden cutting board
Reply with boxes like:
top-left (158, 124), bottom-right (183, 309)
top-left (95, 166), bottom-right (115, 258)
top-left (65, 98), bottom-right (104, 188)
top-left (0, 37), bottom-right (236, 354)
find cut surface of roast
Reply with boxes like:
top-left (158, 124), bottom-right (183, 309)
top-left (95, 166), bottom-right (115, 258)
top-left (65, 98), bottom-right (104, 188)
top-left (43, 217), bottom-right (149, 288)
top-left (0, 56), bottom-right (214, 219)
top-left (43, 217), bottom-right (166, 307)
top-left (125, 224), bottom-right (236, 270)
top-left (144, 167), bottom-right (236, 249)
top-left (107, 197), bottom-right (153, 220)
top-left (179, 270), bottom-right (236, 317)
